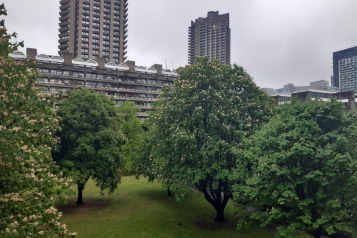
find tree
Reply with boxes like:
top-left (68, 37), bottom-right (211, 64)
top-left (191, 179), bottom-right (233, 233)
top-left (54, 89), bottom-right (126, 204)
top-left (117, 101), bottom-right (144, 173)
top-left (0, 4), bottom-right (76, 237)
top-left (142, 57), bottom-right (276, 222)
top-left (232, 97), bottom-right (357, 238)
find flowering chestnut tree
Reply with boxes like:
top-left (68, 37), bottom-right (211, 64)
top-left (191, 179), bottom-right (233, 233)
top-left (232, 98), bottom-right (357, 238)
top-left (141, 57), bottom-right (275, 222)
top-left (0, 4), bottom-right (75, 237)
top-left (54, 89), bottom-right (126, 204)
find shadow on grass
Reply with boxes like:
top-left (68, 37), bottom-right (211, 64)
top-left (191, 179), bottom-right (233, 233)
top-left (56, 198), bottom-right (113, 215)
top-left (134, 185), bottom-right (240, 231)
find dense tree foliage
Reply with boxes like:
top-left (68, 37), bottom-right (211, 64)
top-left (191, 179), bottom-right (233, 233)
top-left (54, 89), bottom-right (126, 204)
top-left (139, 57), bottom-right (276, 221)
top-left (117, 101), bottom-right (144, 173)
top-left (232, 97), bottom-right (357, 238)
top-left (0, 4), bottom-right (75, 237)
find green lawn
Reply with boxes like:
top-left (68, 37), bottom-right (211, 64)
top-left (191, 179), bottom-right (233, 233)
top-left (58, 175), bottom-right (276, 238)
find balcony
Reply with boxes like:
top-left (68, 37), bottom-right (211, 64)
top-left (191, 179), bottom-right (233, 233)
top-left (59, 20), bottom-right (70, 27)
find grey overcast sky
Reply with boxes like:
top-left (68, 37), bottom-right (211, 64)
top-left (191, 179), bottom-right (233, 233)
top-left (3, 0), bottom-right (357, 89)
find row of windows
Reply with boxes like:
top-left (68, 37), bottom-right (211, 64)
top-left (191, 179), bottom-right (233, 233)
top-left (41, 86), bottom-right (158, 100)
top-left (37, 69), bottom-right (174, 86)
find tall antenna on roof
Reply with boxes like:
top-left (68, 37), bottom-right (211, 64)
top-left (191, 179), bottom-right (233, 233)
top-left (165, 59), bottom-right (167, 69)
top-left (171, 62), bottom-right (175, 71)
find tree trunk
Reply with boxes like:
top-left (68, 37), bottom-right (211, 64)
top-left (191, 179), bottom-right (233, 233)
top-left (77, 186), bottom-right (83, 204)
top-left (310, 227), bottom-right (322, 238)
top-left (167, 187), bottom-right (172, 196)
top-left (214, 204), bottom-right (226, 222)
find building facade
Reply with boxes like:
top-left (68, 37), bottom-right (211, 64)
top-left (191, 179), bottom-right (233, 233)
top-left (332, 46), bottom-right (357, 88)
top-left (188, 11), bottom-right (230, 65)
top-left (58, 0), bottom-right (128, 63)
top-left (338, 56), bottom-right (357, 92)
top-left (10, 48), bottom-right (178, 121)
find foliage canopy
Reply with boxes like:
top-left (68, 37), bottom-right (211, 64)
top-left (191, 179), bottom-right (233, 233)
top-left (138, 57), bottom-right (276, 221)
top-left (0, 4), bottom-right (75, 237)
top-left (54, 89), bottom-right (125, 204)
top-left (232, 97), bottom-right (357, 238)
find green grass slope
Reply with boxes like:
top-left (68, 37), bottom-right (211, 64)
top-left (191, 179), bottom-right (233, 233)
top-left (58, 175), bottom-right (275, 238)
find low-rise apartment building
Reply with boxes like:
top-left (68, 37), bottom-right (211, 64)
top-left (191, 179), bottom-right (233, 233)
top-left (9, 48), bottom-right (178, 121)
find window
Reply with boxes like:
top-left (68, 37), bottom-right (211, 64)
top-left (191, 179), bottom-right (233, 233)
top-left (113, 47), bottom-right (119, 51)
top-left (94, 11), bottom-right (100, 15)
top-left (93, 28), bottom-right (99, 32)
top-left (93, 44), bottom-right (99, 48)
top-left (81, 48), bottom-right (89, 52)
top-left (93, 39), bottom-right (100, 43)
top-left (105, 57), bottom-right (109, 61)
top-left (82, 31), bottom-right (89, 35)
top-left (81, 54), bottom-right (88, 58)
top-left (82, 37), bottom-right (89, 41)
top-left (103, 35), bottom-right (110, 39)
top-left (103, 51), bottom-right (109, 55)
top-left (113, 53), bottom-right (119, 56)
top-left (113, 58), bottom-right (119, 62)
top-left (103, 40), bottom-right (109, 45)
top-left (93, 50), bottom-right (99, 54)
top-left (93, 33), bottom-right (100, 37)
top-left (103, 46), bottom-right (110, 50)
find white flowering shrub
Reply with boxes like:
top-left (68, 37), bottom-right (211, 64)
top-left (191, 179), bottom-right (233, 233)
top-left (0, 4), bottom-right (76, 237)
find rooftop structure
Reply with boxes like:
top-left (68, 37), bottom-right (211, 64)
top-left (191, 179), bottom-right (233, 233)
top-left (262, 80), bottom-right (338, 96)
top-left (188, 11), bottom-right (230, 65)
top-left (58, 0), bottom-right (128, 63)
top-left (10, 48), bottom-right (178, 121)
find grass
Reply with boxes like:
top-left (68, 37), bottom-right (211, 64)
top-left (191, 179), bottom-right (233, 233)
top-left (58, 175), bottom-right (276, 238)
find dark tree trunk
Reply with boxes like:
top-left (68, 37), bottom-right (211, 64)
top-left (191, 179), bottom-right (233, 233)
top-left (77, 186), bottom-right (83, 204)
top-left (167, 187), bottom-right (172, 196)
top-left (310, 227), bottom-right (322, 238)
top-left (214, 204), bottom-right (226, 222)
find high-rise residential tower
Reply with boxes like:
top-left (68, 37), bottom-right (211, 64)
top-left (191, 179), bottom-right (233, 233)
top-left (58, 0), bottom-right (128, 63)
top-left (332, 46), bottom-right (357, 88)
top-left (188, 11), bottom-right (230, 65)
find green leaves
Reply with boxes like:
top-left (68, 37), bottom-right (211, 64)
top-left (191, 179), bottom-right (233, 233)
top-left (139, 57), bottom-right (276, 221)
top-left (0, 9), bottom-right (73, 236)
top-left (233, 98), bottom-right (357, 237)
top-left (54, 89), bottom-right (126, 201)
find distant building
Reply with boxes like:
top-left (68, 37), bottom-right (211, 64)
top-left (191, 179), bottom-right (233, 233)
top-left (339, 56), bottom-right (357, 92)
top-left (267, 80), bottom-right (338, 96)
top-left (261, 88), bottom-right (275, 96)
top-left (58, 0), bottom-right (128, 63)
top-left (275, 83), bottom-right (295, 94)
top-left (188, 11), bottom-right (231, 65)
top-left (332, 46), bottom-right (357, 88)
top-left (270, 89), bottom-right (356, 113)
